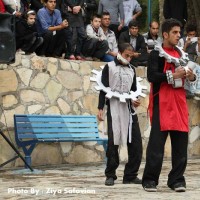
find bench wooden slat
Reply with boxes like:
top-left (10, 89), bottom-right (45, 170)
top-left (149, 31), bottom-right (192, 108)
top-left (15, 117), bottom-right (97, 123)
top-left (18, 133), bottom-right (99, 139)
top-left (16, 127), bottom-right (98, 133)
top-left (16, 123), bottom-right (97, 128)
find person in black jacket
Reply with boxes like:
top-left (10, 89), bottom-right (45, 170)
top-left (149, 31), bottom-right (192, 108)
top-left (119, 20), bottom-right (148, 67)
top-left (30, 0), bottom-right (43, 12)
top-left (15, 10), bottom-right (43, 54)
top-left (163, 0), bottom-right (187, 37)
top-left (98, 43), bottom-right (142, 186)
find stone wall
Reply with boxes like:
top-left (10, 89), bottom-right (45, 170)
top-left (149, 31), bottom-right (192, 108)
top-left (0, 53), bottom-right (200, 167)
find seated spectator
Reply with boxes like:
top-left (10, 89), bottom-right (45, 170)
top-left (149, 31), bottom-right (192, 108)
top-left (83, 0), bottom-right (97, 26)
top-left (15, 10), bottom-right (43, 54)
top-left (143, 21), bottom-right (162, 52)
top-left (36, 0), bottom-right (73, 58)
top-left (82, 14), bottom-right (109, 61)
top-left (30, 0), bottom-right (43, 13)
top-left (119, 20), bottom-right (148, 67)
top-left (178, 24), bottom-right (200, 62)
top-left (101, 12), bottom-right (118, 62)
top-left (98, 0), bottom-right (124, 40)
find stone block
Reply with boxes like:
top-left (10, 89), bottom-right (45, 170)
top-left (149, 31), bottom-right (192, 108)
top-left (30, 73), bottom-right (50, 89)
top-left (68, 91), bottom-right (83, 102)
top-left (20, 90), bottom-right (45, 103)
top-left (45, 80), bottom-right (62, 103)
top-left (57, 98), bottom-right (71, 114)
top-left (0, 105), bottom-right (25, 127)
top-left (79, 62), bottom-right (91, 75)
top-left (82, 94), bottom-right (98, 114)
top-left (16, 68), bottom-right (33, 86)
top-left (57, 71), bottom-right (82, 90)
top-left (2, 94), bottom-right (18, 108)
top-left (28, 105), bottom-right (43, 114)
top-left (44, 106), bottom-right (61, 114)
top-left (0, 70), bottom-right (18, 93)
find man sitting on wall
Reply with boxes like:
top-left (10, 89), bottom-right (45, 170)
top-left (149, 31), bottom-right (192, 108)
top-left (119, 20), bottom-right (148, 67)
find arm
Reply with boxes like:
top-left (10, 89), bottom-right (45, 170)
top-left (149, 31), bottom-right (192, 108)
top-left (98, 64), bottom-right (109, 121)
top-left (132, 1), bottom-right (142, 20)
top-left (84, 0), bottom-right (97, 10)
top-left (97, 0), bottom-right (103, 14)
top-left (147, 50), bottom-right (168, 83)
top-left (118, 0), bottom-right (124, 31)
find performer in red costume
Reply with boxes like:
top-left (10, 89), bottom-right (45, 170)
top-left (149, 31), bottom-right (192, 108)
top-left (142, 19), bottom-right (196, 192)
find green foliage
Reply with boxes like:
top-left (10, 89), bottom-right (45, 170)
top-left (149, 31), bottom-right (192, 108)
top-left (138, 0), bottom-right (159, 33)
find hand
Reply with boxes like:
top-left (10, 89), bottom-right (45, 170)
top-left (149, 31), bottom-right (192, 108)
top-left (185, 68), bottom-right (196, 81)
top-left (173, 66), bottom-right (186, 79)
top-left (133, 52), bottom-right (141, 58)
top-left (15, 11), bottom-right (22, 17)
top-left (61, 20), bottom-right (68, 29)
top-left (118, 24), bottom-right (123, 31)
top-left (73, 6), bottom-right (81, 14)
top-left (132, 99), bottom-right (140, 108)
top-left (97, 109), bottom-right (104, 121)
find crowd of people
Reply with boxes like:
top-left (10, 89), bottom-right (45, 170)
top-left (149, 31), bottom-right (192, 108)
top-left (0, 0), bottom-right (199, 194)
top-left (0, 0), bottom-right (199, 64)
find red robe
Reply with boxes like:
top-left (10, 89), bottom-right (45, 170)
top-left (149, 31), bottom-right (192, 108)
top-left (0, 0), bottom-right (5, 13)
top-left (150, 47), bottom-right (189, 132)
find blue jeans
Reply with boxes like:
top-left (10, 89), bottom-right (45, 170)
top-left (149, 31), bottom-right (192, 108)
top-left (102, 54), bottom-right (115, 62)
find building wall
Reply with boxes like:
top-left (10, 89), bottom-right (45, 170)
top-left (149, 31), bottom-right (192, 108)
top-left (0, 53), bottom-right (199, 167)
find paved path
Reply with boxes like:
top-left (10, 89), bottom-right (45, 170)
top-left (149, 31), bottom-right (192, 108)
top-left (0, 159), bottom-right (200, 200)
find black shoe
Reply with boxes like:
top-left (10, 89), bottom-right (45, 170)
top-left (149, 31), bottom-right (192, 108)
top-left (143, 181), bottom-right (157, 192)
top-left (170, 182), bottom-right (186, 192)
top-left (123, 177), bottom-right (142, 184)
top-left (105, 177), bottom-right (114, 186)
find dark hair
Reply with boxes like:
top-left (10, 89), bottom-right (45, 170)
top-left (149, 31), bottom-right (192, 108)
top-left (101, 11), bottom-right (110, 17)
top-left (23, 10), bottom-right (36, 20)
top-left (91, 14), bottom-right (102, 21)
top-left (161, 18), bottom-right (182, 35)
top-left (118, 43), bottom-right (134, 53)
top-left (128, 20), bottom-right (139, 28)
top-left (186, 24), bottom-right (197, 33)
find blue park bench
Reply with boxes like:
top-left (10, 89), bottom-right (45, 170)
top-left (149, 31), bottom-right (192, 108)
top-left (14, 114), bottom-right (108, 167)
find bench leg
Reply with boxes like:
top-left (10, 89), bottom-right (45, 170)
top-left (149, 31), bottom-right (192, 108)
top-left (25, 156), bottom-right (32, 168)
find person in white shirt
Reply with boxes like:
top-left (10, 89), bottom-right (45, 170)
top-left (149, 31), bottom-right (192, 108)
top-left (101, 12), bottom-right (118, 62)
top-left (82, 14), bottom-right (109, 61)
top-left (178, 24), bottom-right (200, 62)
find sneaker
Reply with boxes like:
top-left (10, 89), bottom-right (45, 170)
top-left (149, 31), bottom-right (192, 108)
top-left (143, 181), bottom-right (157, 192)
top-left (105, 177), bottom-right (114, 186)
top-left (123, 177), bottom-right (142, 184)
top-left (171, 182), bottom-right (186, 192)
top-left (76, 55), bottom-right (85, 60)
top-left (68, 55), bottom-right (76, 60)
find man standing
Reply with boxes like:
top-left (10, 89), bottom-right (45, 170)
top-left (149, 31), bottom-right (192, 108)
top-left (98, 0), bottom-right (124, 39)
top-left (123, 0), bottom-right (142, 29)
top-left (98, 43), bottom-right (142, 186)
top-left (142, 19), bottom-right (196, 192)
top-left (101, 12), bottom-right (118, 62)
